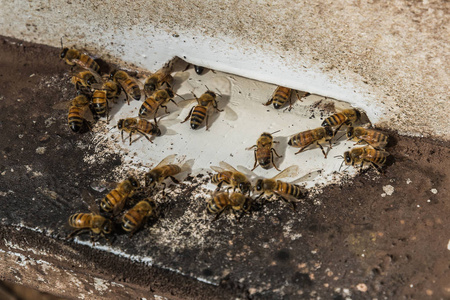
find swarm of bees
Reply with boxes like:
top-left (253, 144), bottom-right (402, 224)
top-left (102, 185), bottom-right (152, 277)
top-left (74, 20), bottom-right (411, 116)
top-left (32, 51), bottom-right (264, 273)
top-left (60, 45), bottom-right (392, 244)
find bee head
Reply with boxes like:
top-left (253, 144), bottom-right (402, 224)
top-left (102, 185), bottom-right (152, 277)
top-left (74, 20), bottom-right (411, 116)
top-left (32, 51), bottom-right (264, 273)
top-left (60, 48), bottom-right (69, 59)
top-left (154, 127), bottom-right (162, 137)
top-left (145, 173), bottom-right (157, 187)
top-left (346, 126), bottom-right (354, 139)
top-left (324, 126), bottom-right (334, 138)
top-left (103, 219), bottom-right (113, 234)
top-left (255, 179), bottom-right (264, 192)
top-left (205, 90), bottom-right (216, 98)
top-left (239, 182), bottom-right (251, 194)
top-left (343, 151), bottom-right (352, 164)
top-left (128, 176), bottom-right (140, 189)
top-left (241, 197), bottom-right (252, 212)
top-left (117, 119), bottom-right (124, 130)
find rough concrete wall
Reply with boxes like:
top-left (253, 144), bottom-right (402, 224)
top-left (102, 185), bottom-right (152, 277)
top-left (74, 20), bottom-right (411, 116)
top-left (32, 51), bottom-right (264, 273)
top-left (0, 0), bottom-right (448, 139)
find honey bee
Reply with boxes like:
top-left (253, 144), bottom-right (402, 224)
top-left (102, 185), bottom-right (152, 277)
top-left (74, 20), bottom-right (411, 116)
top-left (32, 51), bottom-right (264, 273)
top-left (254, 165), bottom-right (303, 210)
top-left (246, 132), bottom-right (282, 171)
top-left (139, 88), bottom-right (176, 121)
top-left (288, 126), bottom-right (334, 158)
top-left (67, 191), bottom-right (113, 244)
top-left (346, 126), bottom-right (389, 149)
top-left (145, 154), bottom-right (184, 195)
top-left (91, 89), bottom-right (109, 121)
top-left (207, 191), bottom-right (252, 221)
top-left (144, 60), bottom-right (174, 97)
top-left (181, 90), bottom-right (223, 130)
top-left (67, 94), bottom-right (92, 133)
top-left (110, 70), bottom-right (141, 104)
top-left (68, 213), bottom-right (113, 244)
top-left (117, 118), bottom-right (161, 145)
top-left (210, 161), bottom-right (252, 194)
top-left (321, 108), bottom-right (361, 134)
top-left (71, 70), bottom-right (98, 94)
top-left (342, 146), bottom-right (390, 172)
top-left (264, 86), bottom-right (310, 110)
top-left (122, 198), bottom-right (157, 236)
top-left (60, 42), bottom-right (100, 74)
top-left (100, 176), bottom-right (140, 215)
top-left (101, 81), bottom-right (121, 100)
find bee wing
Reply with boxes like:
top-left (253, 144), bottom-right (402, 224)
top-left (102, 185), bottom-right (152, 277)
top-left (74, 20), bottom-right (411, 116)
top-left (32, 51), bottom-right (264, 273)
top-left (365, 149), bottom-right (390, 159)
top-left (90, 181), bottom-right (118, 193)
top-left (155, 154), bottom-right (177, 168)
top-left (72, 59), bottom-right (103, 83)
top-left (52, 100), bottom-right (72, 110)
top-left (273, 190), bottom-right (303, 203)
top-left (272, 165), bottom-right (300, 180)
top-left (177, 98), bottom-right (197, 108)
top-left (173, 71), bottom-right (190, 82)
top-left (218, 161), bottom-right (239, 173)
top-left (90, 83), bottom-right (104, 90)
top-left (82, 190), bottom-right (100, 214)
top-left (112, 197), bottom-right (128, 216)
top-left (210, 165), bottom-right (225, 173)
top-left (290, 170), bottom-right (322, 184)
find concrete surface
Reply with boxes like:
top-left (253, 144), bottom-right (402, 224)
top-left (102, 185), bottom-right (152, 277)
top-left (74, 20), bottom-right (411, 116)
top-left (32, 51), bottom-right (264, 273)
top-left (0, 0), bottom-right (448, 140)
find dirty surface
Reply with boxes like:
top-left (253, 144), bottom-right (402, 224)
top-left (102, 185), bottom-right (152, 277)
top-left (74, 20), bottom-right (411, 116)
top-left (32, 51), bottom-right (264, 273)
top-left (0, 37), bottom-right (449, 299)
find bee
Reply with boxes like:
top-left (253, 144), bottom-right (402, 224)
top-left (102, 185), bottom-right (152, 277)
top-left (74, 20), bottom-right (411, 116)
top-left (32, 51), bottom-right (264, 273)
top-left (67, 94), bottom-right (92, 133)
top-left (122, 198), bottom-right (157, 236)
top-left (207, 192), bottom-right (252, 221)
top-left (102, 81), bottom-right (121, 100)
top-left (110, 70), bottom-right (141, 104)
top-left (288, 126), bottom-right (334, 158)
top-left (60, 41), bottom-right (100, 74)
top-left (71, 70), bottom-right (98, 94)
top-left (144, 60), bottom-right (174, 97)
top-left (181, 90), bottom-right (223, 130)
top-left (67, 191), bottom-right (113, 244)
top-left (68, 213), bottom-right (113, 244)
top-left (139, 88), bottom-right (176, 121)
top-left (342, 146), bottom-right (390, 172)
top-left (346, 126), bottom-right (389, 149)
top-left (246, 131), bottom-right (282, 171)
top-left (264, 86), bottom-right (310, 110)
top-left (210, 161), bottom-right (252, 194)
top-left (145, 154), bottom-right (185, 195)
top-left (321, 108), bottom-right (361, 134)
top-left (117, 118), bottom-right (161, 145)
top-left (254, 165), bottom-right (303, 210)
top-left (100, 176), bottom-right (140, 215)
top-left (91, 89), bottom-right (109, 121)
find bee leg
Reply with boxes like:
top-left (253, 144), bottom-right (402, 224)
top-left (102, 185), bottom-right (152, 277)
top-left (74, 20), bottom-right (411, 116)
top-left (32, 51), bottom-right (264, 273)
top-left (213, 100), bottom-right (224, 112)
top-left (170, 98), bottom-right (178, 106)
top-left (67, 228), bottom-right (84, 240)
top-left (250, 149), bottom-right (258, 171)
top-left (181, 106), bottom-right (195, 124)
top-left (215, 181), bottom-right (224, 191)
top-left (161, 182), bottom-right (167, 197)
top-left (263, 98), bottom-right (273, 106)
top-left (169, 176), bottom-right (180, 184)
top-left (160, 104), bottom-right (170, 114)
top-left (316, 142), bottom-right (328, 159)
top-left (121, 129), bottom-right (125, 144)
top-left (205, 113), bottom-right (210, 131)
top-left (128, 130), bottom-right (134, 146)
top-left (270, 148), bottom-right (282, 171)
top-left (294, 142), bottom-right (313, 155)
top-left (213, 208), bottom-right (226, 221)
top-left (370, 162), bottom-right (383, 174)
top-left (105, 99), bottom-right (110, 124)
top-left (279, 196), bottom-right (296, 211)
top-left (333, 123), bottom-right (345, 137)
top-left (245, 145), bottom-right (257, 151)
top-left (136, 129), bottom-right (153, 144)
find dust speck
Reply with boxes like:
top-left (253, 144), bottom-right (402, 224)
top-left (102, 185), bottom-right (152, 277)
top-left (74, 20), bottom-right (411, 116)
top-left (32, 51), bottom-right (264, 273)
top-left (36, 147), bottom-right (46, 154)
top-left (382, 185), bottom-right (394, 196)
top-left (430, 188), bottom-right (438, 194)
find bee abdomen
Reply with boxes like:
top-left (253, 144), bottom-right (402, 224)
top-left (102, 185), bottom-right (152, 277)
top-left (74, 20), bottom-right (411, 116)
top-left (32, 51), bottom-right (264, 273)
top-left (69, 213), bottom-right (90, 228)
top-left (322, 113), bottom-right (346, 127)
top-left (277, 182), bottom-right (303, 199)
top-left (92, 90), bottom-right (107, 115)
top-left (139, 99), bottom-right (158, 116)
top-left (122, 211), bottom-right (140, 232)
top-left (190, 106), bottom-right (207, 129)
top-left (101, 190), bottom-right (123, 212)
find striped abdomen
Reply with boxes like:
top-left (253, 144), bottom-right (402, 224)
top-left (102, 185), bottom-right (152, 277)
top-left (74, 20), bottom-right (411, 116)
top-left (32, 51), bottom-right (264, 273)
top-left (68, 213), bottom-right (93, 229)
top-left (211, 171), bottom-right (232, 185)
top-left (68, 105), bottom-right (87, 133)
top-left (92, 90), bottom-right (107, 116)
top-left (321, 113), bottom-right (347, 128)
top-left (207, 193), bottom-right (229, 214)
top-left (360, 129), bottom-right (389, 149)
top-left (190, 105), bottom-right (207, 129)
top-left (122, 200), bottom-right (155, 233)
top-left (364, 148), bottom-right (389, 166)
top-left (137, 119), bottom-right (159, 134)
top-left (100, 189), bottom-right (126, 212)
top-left (119, 78), bottom-right (141, 100)
top-left (257, 146), bottom-right (272, 169)
top-left (275, 181), bottom-right (303, 199)
top-left (77, 54), bottom-right (100, 73)
top-left (139, 97), bottom-right (159, 116)
top-left (272, 87), bottom-right (292, 109)
top-left (288, 128), bottom-right (324, 147)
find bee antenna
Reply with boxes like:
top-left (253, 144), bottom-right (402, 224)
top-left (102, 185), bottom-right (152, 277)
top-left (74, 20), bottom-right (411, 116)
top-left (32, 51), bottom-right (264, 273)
top-left (108, 126), bottom-right (116, 132)
top-left (334, 155), bottom-right (344, 159)
top-left (270, 130), bottom-right (281, 135)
